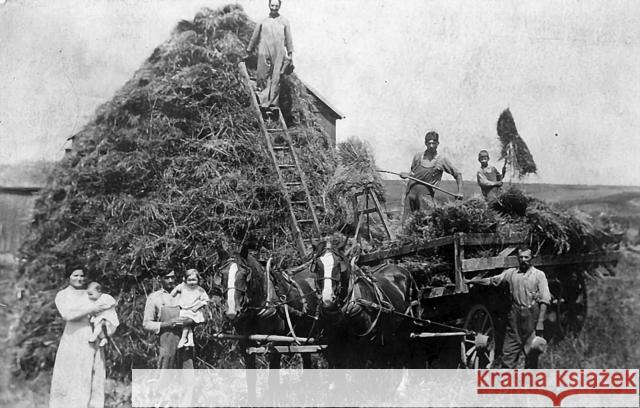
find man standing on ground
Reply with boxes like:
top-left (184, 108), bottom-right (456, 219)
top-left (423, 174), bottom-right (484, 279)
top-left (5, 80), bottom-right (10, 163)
top-left (143, 270), bottom-right (193, 368)
top-left (466, 247), bottom-right (550, 368)
top-left (476, 150), bottom-right (506, 201)
top-left (246, 0), bottom-right (294, 109)
top-left (400, 131), bottom-right (463, 222)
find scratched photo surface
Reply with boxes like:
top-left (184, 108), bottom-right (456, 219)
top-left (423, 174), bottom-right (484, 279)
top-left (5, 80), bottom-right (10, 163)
top-left (0, 1), bottom-right (638, 407)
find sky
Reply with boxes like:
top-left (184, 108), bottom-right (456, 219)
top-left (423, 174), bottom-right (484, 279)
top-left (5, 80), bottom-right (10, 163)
top-left (1, 0), bottom-right (639, 185)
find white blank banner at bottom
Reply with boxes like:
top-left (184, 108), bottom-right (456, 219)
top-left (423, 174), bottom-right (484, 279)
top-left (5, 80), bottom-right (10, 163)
top-left (131, 369), bottom-right (639, 407)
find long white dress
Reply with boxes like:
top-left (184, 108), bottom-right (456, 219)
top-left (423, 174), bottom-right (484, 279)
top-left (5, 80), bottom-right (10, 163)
top-left (49, 286), bottom-right (105, 408)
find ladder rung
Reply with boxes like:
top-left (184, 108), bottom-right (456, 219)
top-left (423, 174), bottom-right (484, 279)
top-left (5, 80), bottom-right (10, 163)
top-left (278, 164), bottom-right (295, 169)
top-left (273, 146), bottom-right (289, 151)
top-left (297, 219), bottom-right (314, 223)
top-left (285, 182), bottom-right (302, 187)
top-left (291, 200), bottom-right (307, 205)
top-left (356, 208), bottom-right (379, 215)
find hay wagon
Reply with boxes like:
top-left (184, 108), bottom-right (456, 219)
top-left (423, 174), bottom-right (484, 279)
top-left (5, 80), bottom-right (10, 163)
top-left (356, 231), bottom-right (620, 368)
top-left (230, 60), bottom-right (619, 369)
top-left (213, 231), bottom-right (619, 369)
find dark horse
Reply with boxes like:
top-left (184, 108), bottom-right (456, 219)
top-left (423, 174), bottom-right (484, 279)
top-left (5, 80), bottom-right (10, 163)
top-left (310, 237), bottom-right (422, 370)
top-left (218, 246), bottom-right (318, 401)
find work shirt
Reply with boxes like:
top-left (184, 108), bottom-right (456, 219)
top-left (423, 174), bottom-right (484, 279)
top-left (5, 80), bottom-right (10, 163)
top-left (143, 289), bottom-right (180, 334)
top-left (477, 165), bottom-right (502, 200)
top-left (408, 151), bottom-right (459, 195)
top-left (482, 266), bottom-right (551, 309)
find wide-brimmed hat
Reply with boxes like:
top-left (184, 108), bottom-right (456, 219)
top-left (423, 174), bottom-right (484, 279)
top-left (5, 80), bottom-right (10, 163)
top-left (525, 335), bottom-right (547, 355)
top-left (163, 270), bottom-right (176, 277)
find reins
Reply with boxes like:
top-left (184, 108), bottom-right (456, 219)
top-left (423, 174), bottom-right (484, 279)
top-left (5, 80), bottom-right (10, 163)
top-left (344, 263), bottom-right (393, 338)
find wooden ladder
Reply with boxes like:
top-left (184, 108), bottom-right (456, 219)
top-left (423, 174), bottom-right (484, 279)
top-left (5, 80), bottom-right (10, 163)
top-left (238, 62), bottom-right (321, 257)
top-left (353, 187), bottom-right (394, 242)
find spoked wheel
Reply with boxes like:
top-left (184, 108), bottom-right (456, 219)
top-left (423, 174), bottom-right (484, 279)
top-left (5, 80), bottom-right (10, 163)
top-left (462, 304), bottom-right (495, 369)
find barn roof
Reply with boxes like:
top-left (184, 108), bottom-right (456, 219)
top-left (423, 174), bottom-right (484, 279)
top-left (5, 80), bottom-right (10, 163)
top-left (301, 80), bottom-right (345, 120)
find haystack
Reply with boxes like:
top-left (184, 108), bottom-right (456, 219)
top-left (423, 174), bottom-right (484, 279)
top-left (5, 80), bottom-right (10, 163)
top-left (323, 137), bottom-right (387, 239)
top-left (403, 187), bottom-right (616, 256)
top-left (14, 5), bottom-right (358, 377)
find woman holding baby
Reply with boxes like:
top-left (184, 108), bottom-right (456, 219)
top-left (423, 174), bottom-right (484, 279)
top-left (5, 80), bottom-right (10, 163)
top-left (49, 268), bottom-right (118, 408)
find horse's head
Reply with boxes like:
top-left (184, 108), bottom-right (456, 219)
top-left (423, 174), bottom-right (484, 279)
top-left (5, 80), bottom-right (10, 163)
top-left (311, 237), bottom-right (351, 310)
top-left (219, 254), bottom-right (265, 321)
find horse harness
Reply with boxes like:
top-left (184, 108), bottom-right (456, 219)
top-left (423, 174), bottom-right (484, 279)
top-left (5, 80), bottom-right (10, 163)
top-left (224, 257), bottom-right (322, 343)
top-left (313, 249), bottom-right (351, 304)
top-left (221, 257), bottom-right (278, 319)
top-left (343, 265), bottom-right (395, 338)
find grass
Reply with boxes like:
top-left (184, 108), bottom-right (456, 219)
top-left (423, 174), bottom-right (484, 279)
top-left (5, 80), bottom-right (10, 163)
top-left (0, 254), bottom-right (49, 408)
top-left (541, 250), bottom-right (640, 368)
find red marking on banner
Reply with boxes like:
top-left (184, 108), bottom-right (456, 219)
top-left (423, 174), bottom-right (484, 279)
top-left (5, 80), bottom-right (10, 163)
top-left (478, 388), bottom-right (637, 407)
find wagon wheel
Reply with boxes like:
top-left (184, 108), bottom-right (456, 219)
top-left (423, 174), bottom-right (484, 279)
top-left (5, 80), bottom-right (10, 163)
top-left (462, 304), bottom-right (495, 369)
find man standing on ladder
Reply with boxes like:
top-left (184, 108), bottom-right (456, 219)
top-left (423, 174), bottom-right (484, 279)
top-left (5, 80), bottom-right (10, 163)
top-left (246, 0), bottom-right (294, 110)
top-left (400, 131), bottom-right (463, 223)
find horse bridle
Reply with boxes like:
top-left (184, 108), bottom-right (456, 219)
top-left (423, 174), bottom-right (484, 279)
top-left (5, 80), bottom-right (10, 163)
top-left (313, 248), bottom-right (352, 307)
top-left (220, 258), bottom-right (246, 307)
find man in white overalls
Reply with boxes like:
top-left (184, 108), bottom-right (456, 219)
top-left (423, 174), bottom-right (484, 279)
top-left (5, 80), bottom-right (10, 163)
top-left (246, 0), bottom-right (294, 109)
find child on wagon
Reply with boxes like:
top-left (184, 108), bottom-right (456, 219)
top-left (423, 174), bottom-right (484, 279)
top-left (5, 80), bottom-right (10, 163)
top-left (476, 150), bottom-right (506, 201)
top-left (170, 269), bottom-right (210, 348)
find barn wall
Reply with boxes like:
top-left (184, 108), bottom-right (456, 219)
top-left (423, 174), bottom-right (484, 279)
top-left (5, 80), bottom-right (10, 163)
top-left (311, 100), bottom-right (337, 147)
top-left (0, 193), bottom-right (37, 254)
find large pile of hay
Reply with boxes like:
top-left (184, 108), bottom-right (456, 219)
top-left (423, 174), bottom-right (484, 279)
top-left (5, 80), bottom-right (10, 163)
top-left (401, 186), bottom-right (618, 258)
top-left (14, 5), bottom-right (365, 377)
top-left (323, 137), bottom-right (387, 239)
top-left (392, 188), bottom-right (620, 287)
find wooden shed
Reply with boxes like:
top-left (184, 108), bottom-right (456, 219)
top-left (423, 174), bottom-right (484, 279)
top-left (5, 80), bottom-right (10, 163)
top-left (302, 81), bottom-right (345, 147)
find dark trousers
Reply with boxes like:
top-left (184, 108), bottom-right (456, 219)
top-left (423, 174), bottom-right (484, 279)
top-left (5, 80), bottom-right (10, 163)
top-left (402, 185), bottom-right (435, 224)
top-left (158, 306), bottom-right (194, 369)
top-left (502, 305), bottom-right (539, 369)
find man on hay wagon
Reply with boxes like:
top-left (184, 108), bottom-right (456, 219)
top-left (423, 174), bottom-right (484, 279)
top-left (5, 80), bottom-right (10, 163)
top-left (400, 131), bottom-right (464, 223)
top-left (466, 246), bottom-right (550, 369)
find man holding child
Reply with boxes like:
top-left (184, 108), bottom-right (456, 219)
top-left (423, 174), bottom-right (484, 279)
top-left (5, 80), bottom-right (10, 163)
top-left (143, 270), bottom-right (197, 369)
